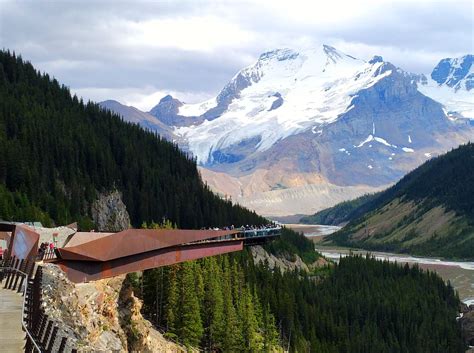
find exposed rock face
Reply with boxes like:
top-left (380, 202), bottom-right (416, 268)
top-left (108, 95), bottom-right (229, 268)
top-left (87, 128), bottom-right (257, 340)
top-left (430, 55), bottom-right (473, 89)
top-left (250, 245), bottom-right (328, 273)
top-left (91, 190), bottom-right (130, 232)
top-left (41, 264), bottom-right (186, 352)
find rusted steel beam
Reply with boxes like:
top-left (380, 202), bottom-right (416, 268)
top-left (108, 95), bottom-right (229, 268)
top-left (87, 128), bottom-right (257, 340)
top-left (57, 239), bottom-right (243, 283)
top-left (5, 223), bottom-right (39, 262)
top-left (57, 228), bottom-right (239, 262)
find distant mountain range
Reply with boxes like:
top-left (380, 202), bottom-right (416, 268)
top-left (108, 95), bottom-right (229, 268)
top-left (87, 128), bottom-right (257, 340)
top-left (322, 143), bottom-right (474, 260)
top-left (99, 45), bottom-right (474, 216)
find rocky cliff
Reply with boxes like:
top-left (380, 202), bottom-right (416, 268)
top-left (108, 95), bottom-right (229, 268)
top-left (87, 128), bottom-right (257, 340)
top-left (41, 264), bottom-right (186, 352)
top-left (250, 245), bottom-right (328, 273)
top-left (91, 190), bottom-right (131, 232)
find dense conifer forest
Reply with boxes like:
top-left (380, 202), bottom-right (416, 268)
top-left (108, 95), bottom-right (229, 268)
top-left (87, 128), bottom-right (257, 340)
top-left (0, 50), bottom-right (466, 352)
top-left (139, 252), bottom-right (465, 352)
top-left (0, 50), bottom-right (264, 229)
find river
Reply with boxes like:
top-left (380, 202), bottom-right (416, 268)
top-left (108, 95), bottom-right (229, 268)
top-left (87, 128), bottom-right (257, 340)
top-left (285, 224), bottom-right (474, 306)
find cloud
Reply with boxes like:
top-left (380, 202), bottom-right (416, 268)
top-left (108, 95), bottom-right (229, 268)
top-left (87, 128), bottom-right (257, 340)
top-left (73, 86), bottom-right (213, 111)
top-left (1, 0), bottom-right (472, 110)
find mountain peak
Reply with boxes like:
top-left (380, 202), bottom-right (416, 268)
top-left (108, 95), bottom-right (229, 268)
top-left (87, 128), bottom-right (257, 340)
top-left (149, 95), bottom-right (183, 122)
top-left (322, 44), bottom-right (358, 63)
top-left (369, 55), bottom-right (384, 64)
top-left (257, 48), bottom-right (300, 63)
top-left (159, 94), bottom-right (178, 103)
top-left (431, 54), bottom-right (473, 90)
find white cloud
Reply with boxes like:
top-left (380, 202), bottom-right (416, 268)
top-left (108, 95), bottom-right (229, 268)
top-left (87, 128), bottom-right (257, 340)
top-left (120, 16), bottom-right (255, 53)
top-left (73, 86), bottom-right (212, 111)
top-left (1, 0), bottom-right (472, 108)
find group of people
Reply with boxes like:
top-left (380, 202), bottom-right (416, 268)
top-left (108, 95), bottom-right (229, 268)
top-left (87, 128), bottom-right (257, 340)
top-left (202, 223), bottom-right (281, 232)
top-left (240, 223), bottom-right (281, 231)
top-left (38, 242), bottom-right (55, 259)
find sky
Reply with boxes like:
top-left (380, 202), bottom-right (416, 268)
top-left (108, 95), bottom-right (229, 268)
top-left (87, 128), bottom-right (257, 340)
top-left (1, 0), bottom-right (472, 111)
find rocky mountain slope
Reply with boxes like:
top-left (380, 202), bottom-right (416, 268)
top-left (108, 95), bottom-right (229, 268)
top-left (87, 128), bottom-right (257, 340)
top-left (300, 193), bottom-right (379, 226)
top-left (100, 100), bottom-right (177, 141)
top-left (417, 54), bottom-right (474, 119)
top-left (323, 143), bottom-right (474, 259)
top-left (101, 46), bottom-right (474, 217)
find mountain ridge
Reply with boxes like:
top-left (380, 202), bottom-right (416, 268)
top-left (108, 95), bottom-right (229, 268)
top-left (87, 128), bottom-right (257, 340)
top-left (323, 142), bottom-right (474, 259)
top-left (100, 45), bottom-right (474, 216)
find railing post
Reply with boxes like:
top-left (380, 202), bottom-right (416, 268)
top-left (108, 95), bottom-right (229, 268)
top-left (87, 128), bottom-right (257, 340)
top-left (41, 320), bottom-right (53, 349)
top-left (11, 259), bottom-right (24, 291)
top-left (58, 336), bottom-right (68, 353)
top-left (6, 257), bottom-right (18, 289)
top-left (1, 255), bottom-right (11, 283)
top-left (46, 326), bottom-right (58, 352)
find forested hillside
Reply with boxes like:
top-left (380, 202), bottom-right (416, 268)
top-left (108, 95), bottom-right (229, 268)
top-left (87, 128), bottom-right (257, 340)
top-left (140, 253), bottom-right (465, 352)
top-left (0, 50), bottom-right (264, 229)
top-left (0, 50), bottom-right (466, 352)
top-left (325, 143), bottom-right (474, 259)
top-left (300, 193), bottom-right (379, 225)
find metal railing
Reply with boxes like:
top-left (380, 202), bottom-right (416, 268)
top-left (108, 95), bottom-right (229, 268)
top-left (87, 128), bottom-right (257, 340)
top-left (1, 258), bottom-right (41, 352)
top-left (38, 248), bottom-right (57, 261)
top-left (184, 227), bottom-right (281, 246)
top-left (240, 226), bottom-right (282, 238)
top-left (1, 258), bottom-right (75, 353)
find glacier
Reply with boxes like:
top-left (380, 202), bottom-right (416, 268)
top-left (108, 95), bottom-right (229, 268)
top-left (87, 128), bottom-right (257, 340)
top-left (175, 45), bottom-right (393, 164)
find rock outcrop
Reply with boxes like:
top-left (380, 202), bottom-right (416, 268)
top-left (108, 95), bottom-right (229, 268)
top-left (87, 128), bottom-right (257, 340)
top-left (461, 303), bottom-right (474, 349)
top-left (250, 245), bottom-right (328, 273)
top-left (91, 190), bottom-right (130, 232)
top-left (41, 264), bottom-right (186, 352)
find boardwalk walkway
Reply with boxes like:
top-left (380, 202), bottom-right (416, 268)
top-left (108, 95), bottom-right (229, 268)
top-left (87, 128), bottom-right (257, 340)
top-left (0, 287), bottom-right (25, 352)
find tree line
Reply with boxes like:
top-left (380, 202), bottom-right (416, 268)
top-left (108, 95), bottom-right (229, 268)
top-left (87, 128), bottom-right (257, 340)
top-left (0, 50), bottom-right (265, 229)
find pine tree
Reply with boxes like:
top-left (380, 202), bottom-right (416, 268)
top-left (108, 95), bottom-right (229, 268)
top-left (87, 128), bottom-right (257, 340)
top-left (164, 265), bottom-right (179, 336)
top-left (221, 257), bottom-right (240, 352)
top-left (177, 262), bottom-right (204, 348)
top-left (262, 303), bottom-right (279, 352)
top-left (202, 257), bottom-right (225, 351)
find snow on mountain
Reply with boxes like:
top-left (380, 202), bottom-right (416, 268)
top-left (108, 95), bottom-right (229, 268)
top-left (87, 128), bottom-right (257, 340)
top-left (175, 45), bottom-right (392, 163)
top-left (417, 55), bottom-right (474, 119)
top-left (178, 97), bottom-right (217, 117)
top-left (103, 46), bottom-right (473, 216)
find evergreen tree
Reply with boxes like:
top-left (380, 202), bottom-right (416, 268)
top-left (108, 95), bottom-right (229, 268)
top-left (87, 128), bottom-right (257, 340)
top-left (176, 262), bottom-right (204, 348)
top-left (164, 265), bottom-right (179, 336)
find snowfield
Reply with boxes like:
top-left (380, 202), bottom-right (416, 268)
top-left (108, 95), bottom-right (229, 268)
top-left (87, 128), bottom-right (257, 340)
top-left (175, 45), bottom-right (392, 163)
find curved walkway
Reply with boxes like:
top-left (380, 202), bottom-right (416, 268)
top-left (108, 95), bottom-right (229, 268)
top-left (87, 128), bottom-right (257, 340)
top-left (0, 287), bottom-right (25, 352)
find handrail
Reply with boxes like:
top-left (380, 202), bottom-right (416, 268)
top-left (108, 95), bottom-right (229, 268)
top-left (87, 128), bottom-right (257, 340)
top-left (183, 227), bottom-right (281, 246)
top-left (1, 266), bottom-right (42, 352)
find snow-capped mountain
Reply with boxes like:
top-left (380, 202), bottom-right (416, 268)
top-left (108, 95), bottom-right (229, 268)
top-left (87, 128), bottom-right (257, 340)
top-left (416, 54), bottom-right (474, 119)
top-left (102, 45), bottom-right (474, 216)
top-left (175, 46), bottom-right (395, 164)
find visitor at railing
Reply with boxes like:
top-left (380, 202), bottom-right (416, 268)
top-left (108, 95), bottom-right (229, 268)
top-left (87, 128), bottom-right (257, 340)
top-left (194, 224), bottom-right (281, 243)
top-left (38, 242), bottom-right (57, 260)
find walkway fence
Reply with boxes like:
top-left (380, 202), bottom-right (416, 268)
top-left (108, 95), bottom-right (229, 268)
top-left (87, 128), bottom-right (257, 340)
top-left (0, 256), bottom-right (76, 353)
top-left (38, 248), bottom-right (57, 262)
